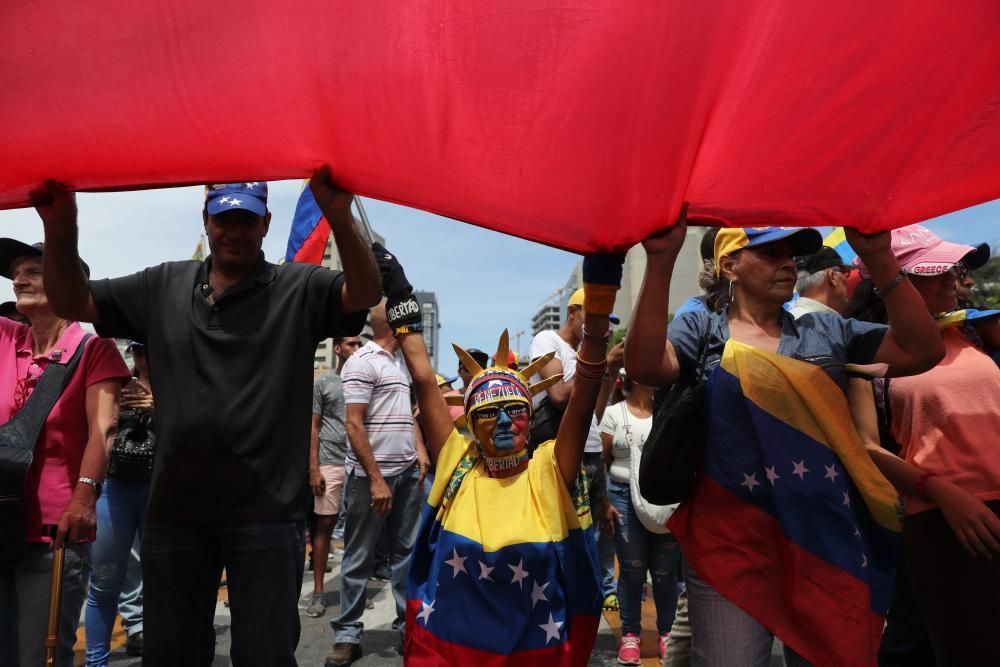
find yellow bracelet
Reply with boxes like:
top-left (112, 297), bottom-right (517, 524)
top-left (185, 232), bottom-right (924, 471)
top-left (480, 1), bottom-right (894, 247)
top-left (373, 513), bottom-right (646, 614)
top-left (576, 352), bottom-right (608, 368)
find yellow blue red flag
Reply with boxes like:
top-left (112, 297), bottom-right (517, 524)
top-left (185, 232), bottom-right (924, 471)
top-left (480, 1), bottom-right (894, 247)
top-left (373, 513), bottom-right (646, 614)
top-left (668, 341), bottom-right (901, 666)
top-left (405, 431), bottom-right (601, 666)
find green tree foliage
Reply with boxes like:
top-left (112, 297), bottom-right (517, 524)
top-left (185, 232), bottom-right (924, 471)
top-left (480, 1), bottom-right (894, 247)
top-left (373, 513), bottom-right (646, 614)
top-left (973, 256), bottom-right (1000, 309)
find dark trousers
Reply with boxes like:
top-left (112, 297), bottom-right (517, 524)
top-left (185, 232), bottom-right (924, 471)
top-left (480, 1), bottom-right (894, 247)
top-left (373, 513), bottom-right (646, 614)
top-left (142, 520), bottom-right (305, 666)
top-left (904, 501), bottom-right (1000, 666)
top-left (878, 551), bottom-right (934, 667)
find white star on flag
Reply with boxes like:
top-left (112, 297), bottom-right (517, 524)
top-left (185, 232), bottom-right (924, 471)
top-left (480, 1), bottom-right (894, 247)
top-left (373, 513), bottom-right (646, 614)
top-left (417, 600), bottom-right (435, 624)
top-left (842, 491), bottom-right (851, 507)
top-left (478, 560), bottom-right (494, 582)
top-left (538, 612), bottom-right (563, 644)
top-left (861, 554), bottom-right (868, 568)
top-left (765, 466), bottom-right (780, 485)
top-left (792, 460), bottom-right (810, 480)
top-left (508, 558), bottom-right (529, 589)
top-left (740, 472), bottom-right (760, 493)
top-left (227, 198), bottom-right (242, 206)
top-left (824, 464), bottom-right (840, 482)
top-left (444, 548), bottom-right (467, 578)
top-left (531, 580), bottom-right (550, 608)
top-left (853, 527), bottom-right (861, 538)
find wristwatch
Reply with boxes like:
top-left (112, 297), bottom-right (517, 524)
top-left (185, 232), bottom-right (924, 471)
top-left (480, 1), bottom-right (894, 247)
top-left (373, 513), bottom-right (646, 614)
top-left (77, 476), bottom-right (103, 498)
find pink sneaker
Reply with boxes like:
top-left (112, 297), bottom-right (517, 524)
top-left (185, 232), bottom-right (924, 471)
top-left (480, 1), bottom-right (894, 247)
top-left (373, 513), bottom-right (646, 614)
top-left (617, 632), bottom-right (641, 666)
top-left (659, 632), bottom-right (670, 659)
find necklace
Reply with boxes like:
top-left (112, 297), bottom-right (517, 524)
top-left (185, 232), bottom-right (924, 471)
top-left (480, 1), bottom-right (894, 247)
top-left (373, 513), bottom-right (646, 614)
top-left (482, 449), bottom-right (528, 476)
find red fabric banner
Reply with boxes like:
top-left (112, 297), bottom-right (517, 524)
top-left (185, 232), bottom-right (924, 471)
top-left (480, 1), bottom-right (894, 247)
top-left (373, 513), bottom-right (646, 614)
top-left (2, 2), bottom-right (998, 252)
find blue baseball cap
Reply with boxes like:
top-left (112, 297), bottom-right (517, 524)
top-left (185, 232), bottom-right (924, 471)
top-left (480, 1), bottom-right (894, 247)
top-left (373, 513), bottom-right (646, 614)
top-left (204, 182), bottom-right (268, 216)
top-left (714, 227), bottom-right (822, 275)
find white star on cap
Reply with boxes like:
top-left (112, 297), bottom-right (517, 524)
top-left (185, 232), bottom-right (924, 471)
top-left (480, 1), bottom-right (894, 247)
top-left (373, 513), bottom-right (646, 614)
top-left (792, 460), bottom-right (810, 480)
top-left (740, 472), bottom-right (760, 493)
top-left (245, 182), bottom-right (258, 189)
top-left (478, 560), bottom-right (494, 582)
top-left (508, 559), bottom-right (529, 589)
top-left (217, 196), bottom-right (230, 205)
top-left (765, 466), bottom-right (780, 485)
top-left (531, 580), bottom-right (549, 608)
top-left (227, 198), bottom-right (242, 207)
top-left (824, 464), bottom-right (840, 483)
top-left (417, 600), bottom-right (435, 624)
top-left (444, 548), bottom-right (467, 578)
top-left (538, 612), bottom-right (563, 644)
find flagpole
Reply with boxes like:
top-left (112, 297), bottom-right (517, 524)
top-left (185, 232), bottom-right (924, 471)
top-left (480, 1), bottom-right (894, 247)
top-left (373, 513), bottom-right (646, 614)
top-left (352, 195), bottom-right (375, 245)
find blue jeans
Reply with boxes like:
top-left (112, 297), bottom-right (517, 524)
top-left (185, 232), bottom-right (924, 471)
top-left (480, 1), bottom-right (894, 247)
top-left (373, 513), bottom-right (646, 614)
top-left (85, 477), bottom-right (149, 666)
top-left (142, 520), bottom-right (305, 666)
top-left (117, 537), bottom-right (143, 636)
top-left (582, 452), bottom-right (617, 597)
top-left (331, 463), bottom-right (421, 644)
top-left (0, 541), bottom-right (91, 667)
top-left (608, 479), bottom-right (681, 634)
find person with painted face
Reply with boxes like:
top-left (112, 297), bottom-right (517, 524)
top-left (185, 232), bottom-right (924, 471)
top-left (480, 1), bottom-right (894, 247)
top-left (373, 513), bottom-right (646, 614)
top-left (374, 245), bottom-right (623, 665)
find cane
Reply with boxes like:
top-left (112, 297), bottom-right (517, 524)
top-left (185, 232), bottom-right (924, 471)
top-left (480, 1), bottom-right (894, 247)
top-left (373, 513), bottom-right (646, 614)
top-left (41, 523), bottom-right (64, 667)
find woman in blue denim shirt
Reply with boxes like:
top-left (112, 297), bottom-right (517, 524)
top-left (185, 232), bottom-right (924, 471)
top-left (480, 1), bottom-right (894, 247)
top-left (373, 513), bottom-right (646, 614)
top-left (625, 212), bottom-right (944, 667)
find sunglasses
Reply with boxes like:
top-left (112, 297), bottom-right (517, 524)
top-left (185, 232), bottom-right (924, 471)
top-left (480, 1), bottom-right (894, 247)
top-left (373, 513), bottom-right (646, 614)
top-left (471, 402), bottom-right (529, 421)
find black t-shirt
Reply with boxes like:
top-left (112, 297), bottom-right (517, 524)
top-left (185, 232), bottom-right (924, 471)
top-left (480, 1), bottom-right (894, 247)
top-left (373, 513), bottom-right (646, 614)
top-left (90, 253), bottom-right (367, 523)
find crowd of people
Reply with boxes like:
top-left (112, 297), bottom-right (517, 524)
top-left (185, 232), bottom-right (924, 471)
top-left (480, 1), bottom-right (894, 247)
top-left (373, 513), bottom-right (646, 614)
top-left (0, 170), bottom-right (997, 667)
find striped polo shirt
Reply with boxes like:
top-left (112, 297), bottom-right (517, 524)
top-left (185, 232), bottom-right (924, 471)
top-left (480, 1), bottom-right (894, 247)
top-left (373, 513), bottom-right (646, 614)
top-left (342, 340), bottom-right (416, 477)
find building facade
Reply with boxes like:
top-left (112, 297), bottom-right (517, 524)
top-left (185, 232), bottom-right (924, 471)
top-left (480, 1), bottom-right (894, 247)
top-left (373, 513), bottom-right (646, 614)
top-left (413, 290), bottom-right (441, 372)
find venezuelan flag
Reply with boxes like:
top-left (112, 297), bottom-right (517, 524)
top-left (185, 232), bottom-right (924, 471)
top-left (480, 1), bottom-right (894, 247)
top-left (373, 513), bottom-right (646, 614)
top-left (284, 181), bottom-right (330, 264)
top-left (405, 431), bottom-right (602, 666)
top-left (823, 227), bottom-right (856, 265)
top-left (668, 341), bottom-right (901, 667)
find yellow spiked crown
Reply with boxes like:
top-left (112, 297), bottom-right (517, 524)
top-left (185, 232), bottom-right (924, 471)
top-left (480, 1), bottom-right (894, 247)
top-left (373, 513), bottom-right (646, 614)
top-left (446, 330), bottom-right (562, 423)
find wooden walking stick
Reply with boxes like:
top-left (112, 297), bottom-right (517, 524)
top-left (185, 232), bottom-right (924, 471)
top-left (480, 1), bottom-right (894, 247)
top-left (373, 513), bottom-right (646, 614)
top-left (41, 524), bottom-right (64, 667)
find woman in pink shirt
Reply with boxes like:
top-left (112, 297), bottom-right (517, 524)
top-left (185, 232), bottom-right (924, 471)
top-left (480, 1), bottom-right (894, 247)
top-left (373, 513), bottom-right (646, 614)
top-left (0, 239), bottom-right (130, 667)
top-left (848, 225), bottom-right (1000, 665)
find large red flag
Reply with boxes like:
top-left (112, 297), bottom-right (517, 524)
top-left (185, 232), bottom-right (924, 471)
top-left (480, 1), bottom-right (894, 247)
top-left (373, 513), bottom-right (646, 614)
top-left (1, 1), bottom-right (998, 252)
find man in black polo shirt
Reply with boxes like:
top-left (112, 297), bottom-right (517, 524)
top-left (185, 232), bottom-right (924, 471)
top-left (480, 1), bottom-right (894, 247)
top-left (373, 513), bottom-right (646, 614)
top-left (31, 168), bottom-right (381, 666)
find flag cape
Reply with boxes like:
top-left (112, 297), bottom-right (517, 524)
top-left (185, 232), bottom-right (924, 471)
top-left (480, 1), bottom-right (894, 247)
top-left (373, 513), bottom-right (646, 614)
top-left (3, 2), bottom-right (1000, 251)
top-left (667, 341), bottom-right (901, 667)
top-left (285, 182), bottom-right (331, 264)
top-left (405, 430), bottom-right (601, 666)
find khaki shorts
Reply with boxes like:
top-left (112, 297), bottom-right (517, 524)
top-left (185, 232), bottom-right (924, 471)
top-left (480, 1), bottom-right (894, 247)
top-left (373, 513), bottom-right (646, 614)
top-left (314, 464), bottom-right (346, 516)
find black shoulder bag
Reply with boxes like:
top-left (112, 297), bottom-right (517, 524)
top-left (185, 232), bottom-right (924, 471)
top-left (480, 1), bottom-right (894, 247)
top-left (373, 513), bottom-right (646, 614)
top-left (638, 318), bottom-right (712, 505)
top-left (0, 334), bottom-right (92, 568)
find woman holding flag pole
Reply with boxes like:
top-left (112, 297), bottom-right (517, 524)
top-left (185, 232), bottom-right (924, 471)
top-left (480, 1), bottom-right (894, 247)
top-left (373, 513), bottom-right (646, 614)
top-left (625, 209), bottom-right (945, 666)
top-left (371, 243), bottom-right (623, 666)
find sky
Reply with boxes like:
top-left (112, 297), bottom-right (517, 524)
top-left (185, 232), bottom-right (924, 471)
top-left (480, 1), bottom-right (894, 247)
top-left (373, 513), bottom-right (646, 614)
top-left (0, 185), bottom-right (997, 374)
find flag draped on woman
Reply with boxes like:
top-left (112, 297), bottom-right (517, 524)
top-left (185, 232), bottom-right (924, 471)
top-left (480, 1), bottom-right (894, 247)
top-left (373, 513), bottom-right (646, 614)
top-left (668, 341), bottom-right (902, 667)
top-left (406, 430), bottom-right (602, 666)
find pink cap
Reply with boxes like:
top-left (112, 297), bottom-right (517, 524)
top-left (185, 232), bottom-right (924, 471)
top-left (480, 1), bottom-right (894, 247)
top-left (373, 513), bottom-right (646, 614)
top-left (853, 224), bottom-right (989, 278)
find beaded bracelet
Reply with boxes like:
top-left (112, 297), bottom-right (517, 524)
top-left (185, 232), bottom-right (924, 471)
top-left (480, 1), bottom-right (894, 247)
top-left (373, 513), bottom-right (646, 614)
top-left (575, 361), bottom-right (608, 381)
top-left (874, 271), bottom-right (906, 299)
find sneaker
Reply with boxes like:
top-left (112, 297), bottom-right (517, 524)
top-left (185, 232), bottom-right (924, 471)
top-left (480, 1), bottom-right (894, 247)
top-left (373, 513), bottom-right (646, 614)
top-left (602, 593), bottom-right (619, 611)
top-left (617, 633), bottom-right (641, 666)
top-left (125, 631), bottom-right (143, 657)
top-left (305, 593), bottom-right (326, 618)
top-left (325, 642), bottom-right (362, 666)
top-left (659, 632), bottom-right (670, 659)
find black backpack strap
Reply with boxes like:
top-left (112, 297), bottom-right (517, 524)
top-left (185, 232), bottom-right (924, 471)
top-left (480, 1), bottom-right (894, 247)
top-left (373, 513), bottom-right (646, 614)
top-left (0, 333), bottom-right (93, 460)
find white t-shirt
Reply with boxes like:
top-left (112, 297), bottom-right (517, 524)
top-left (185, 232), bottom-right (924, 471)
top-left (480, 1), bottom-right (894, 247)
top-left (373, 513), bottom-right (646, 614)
top-left (341, 341), bottom-right (417, 477)
top-left (599, 401), bottom-right (654, 483)
top-left (529, 330), bottom-right (576, 408)
top-left (529, 330), bottom-right (604, 453)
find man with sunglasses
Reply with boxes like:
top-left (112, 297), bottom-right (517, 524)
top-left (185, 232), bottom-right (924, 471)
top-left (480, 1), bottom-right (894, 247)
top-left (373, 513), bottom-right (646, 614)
top-left (789, 246), bottom-right (853, 318)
